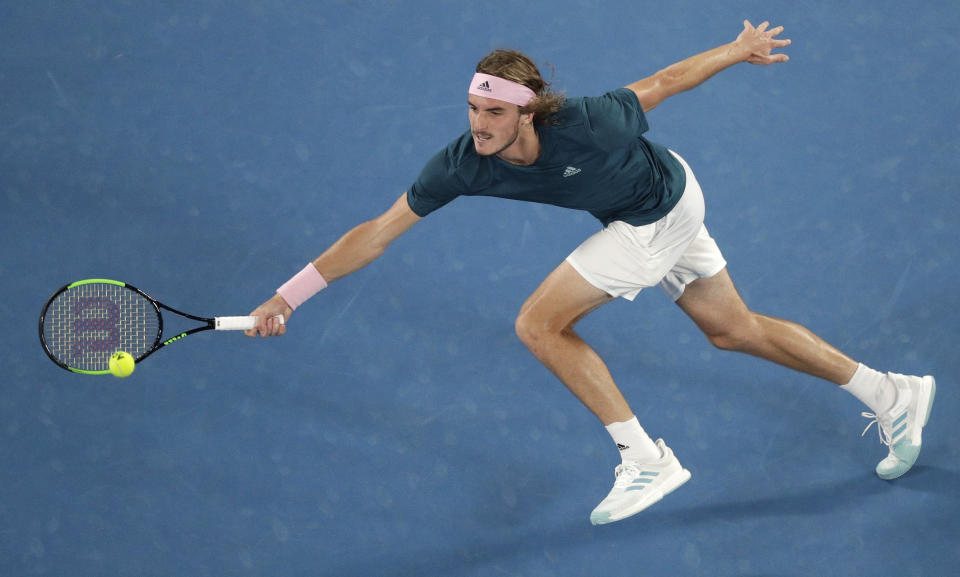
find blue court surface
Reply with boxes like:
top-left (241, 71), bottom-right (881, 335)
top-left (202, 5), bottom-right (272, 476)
top-left (2, 1), bottom-right (958, 576)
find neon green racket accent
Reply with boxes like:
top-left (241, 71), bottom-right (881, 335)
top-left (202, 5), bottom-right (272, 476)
top-left (67, 279), bottom-right (126, 289)
top-left (69, 367), bottom-right (111, 375)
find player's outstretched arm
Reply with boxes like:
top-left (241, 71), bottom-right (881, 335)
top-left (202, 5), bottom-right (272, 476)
top-left (627, 20), bottom-right (791, 112)
top-left (246, 193), bottom-right (422, 337)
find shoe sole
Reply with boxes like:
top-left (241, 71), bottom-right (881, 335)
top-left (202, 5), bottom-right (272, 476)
top-left (592, 467), bottom-right (692, 525)
top-left (877, 375), bottom-right (936, 480)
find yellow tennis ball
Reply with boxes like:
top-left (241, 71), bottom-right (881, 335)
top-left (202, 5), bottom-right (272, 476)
top-left (108, 351), bottom-right (135, 378)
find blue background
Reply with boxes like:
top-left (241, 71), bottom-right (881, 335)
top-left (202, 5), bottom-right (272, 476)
top-left (2, 1), bottom-right (958, 575)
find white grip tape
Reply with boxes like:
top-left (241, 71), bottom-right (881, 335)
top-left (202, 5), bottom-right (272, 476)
top-left (215, 315), bottom-right (285, 331)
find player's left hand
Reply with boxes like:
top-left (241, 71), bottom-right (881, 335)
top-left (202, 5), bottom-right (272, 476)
top-left (735, 20), bottom-right (791, 65)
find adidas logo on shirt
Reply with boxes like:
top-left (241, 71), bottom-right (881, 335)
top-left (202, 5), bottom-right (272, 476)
top-left (563, 166), bottom-right (581, 178)
top-left (476, 80), bottom-right (492, 92)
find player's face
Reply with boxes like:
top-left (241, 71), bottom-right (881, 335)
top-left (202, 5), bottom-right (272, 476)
top-left (468, 94), bottom-right (523, 156)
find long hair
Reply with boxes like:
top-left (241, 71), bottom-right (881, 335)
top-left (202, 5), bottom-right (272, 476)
top-left (475, 49), bottom-right (566, 125)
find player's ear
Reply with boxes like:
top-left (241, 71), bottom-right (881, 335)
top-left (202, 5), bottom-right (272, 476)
top-left (520, 111), bottom-right (534, 126)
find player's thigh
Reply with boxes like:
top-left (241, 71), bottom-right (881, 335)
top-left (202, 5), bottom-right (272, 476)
top-left (674, 268), bottom-right (755, 337)
top-left (518, 260), bottom-right (614, 332)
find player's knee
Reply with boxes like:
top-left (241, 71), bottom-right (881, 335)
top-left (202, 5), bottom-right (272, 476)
top-left (515, 310), bottom-right (553, 348)
top-left (704, 315), bottom-right (761, 352)
top-left (514, 312), bottom-right (537, 346)
top-left (707, 330), bottom-right (747, 352)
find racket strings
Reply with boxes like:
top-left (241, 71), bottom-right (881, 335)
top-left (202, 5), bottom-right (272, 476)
top-left (43, 283), bottom-right (160, 372)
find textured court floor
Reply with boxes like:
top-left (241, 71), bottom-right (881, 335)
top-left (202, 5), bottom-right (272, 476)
top-left (2, 1), bottom-right (958, 575)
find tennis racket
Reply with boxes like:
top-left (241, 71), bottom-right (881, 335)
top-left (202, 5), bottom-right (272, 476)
top-left (39, 278), bottom-right (282, 375)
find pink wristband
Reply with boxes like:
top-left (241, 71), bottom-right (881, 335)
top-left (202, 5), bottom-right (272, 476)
top-left (277, 263), bottom-right (328, 310)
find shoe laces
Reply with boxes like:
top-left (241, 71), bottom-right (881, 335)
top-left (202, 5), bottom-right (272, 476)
top-left (860, 412), bottom-right (893, 446)
top-left (613, 462), bottom-right (644, 488)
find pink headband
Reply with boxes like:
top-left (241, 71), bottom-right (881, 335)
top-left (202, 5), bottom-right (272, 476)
top-left (469, 73), bottom-right (537, 107)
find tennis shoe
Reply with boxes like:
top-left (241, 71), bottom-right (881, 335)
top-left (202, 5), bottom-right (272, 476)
top-left (590, 438), bottom-right (691, 525)
top-left (860, 373), bottom-right (936, 480)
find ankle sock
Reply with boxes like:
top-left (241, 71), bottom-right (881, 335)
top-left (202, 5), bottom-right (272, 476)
top-left (841, 363), bottom-right (897, 414)
top-left (605, 416), bottom-right (662, 463)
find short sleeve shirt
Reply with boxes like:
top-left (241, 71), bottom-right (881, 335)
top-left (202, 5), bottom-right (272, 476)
top-left (407, 87), bottom-right (685, 227)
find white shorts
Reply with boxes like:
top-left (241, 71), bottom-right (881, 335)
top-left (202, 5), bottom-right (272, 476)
top-left (566, 151), bottom-right (727, 301)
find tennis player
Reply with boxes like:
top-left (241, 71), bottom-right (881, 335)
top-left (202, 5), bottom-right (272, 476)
top-left (247, 20), bottom-right (936, 525)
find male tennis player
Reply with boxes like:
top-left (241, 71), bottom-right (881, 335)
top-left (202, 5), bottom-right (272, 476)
top-left (247, 20), bottom-right (936, 525)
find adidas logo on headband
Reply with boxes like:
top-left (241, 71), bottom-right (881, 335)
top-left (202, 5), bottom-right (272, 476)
top-left (476, 80), bottom-right (492, 92)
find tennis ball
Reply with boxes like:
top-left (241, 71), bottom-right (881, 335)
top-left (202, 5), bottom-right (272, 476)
top-left (108, 351), bottom-right (135, 378)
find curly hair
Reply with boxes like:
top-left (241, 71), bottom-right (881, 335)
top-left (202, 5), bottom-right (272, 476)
top-left (475, 49), bottom-right (566, 125)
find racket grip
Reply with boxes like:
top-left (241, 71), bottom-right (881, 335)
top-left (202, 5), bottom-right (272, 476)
top-left (215, 315), bottom-right (285, 331)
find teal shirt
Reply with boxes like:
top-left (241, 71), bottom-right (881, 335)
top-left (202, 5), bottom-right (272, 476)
top-left (407, 87), bottom-right (686, 227)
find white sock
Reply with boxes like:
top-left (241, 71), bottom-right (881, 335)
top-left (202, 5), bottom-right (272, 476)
top-left (605, 416), bottom-right (662, 463)
top-left (841, 363), bottom-right (897, 413)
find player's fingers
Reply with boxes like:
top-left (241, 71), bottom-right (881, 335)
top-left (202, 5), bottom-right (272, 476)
top-left (278, 308), bottom-right (291, 337)
top-left (257, 312), bottom-right (270, 338)
top-left (245, 311), bottom-right (262, 337)
top-left (757, 21), bottom-right (770, 33)
top-left (268, 315), bottom-right (286, 336)
top-left (750, 53), bottom-right (789, 65)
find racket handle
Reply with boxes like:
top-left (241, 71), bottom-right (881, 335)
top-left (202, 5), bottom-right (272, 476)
top-left (215, 315), bottom-right (285, 331)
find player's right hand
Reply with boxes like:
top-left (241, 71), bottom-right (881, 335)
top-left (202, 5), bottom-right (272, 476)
top-left (246, 293), bottom-right (293, 338)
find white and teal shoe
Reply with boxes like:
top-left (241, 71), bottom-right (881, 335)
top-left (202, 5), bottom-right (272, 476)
top-left (861, 374), bottom-right (936, 480)
top-left (590, 439), bottom-right (691, 525)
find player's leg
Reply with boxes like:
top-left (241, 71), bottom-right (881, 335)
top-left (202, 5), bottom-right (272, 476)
top-left (674, 267), bottom-right (935, 479)
top-left (514, 260), bottom-right (625, 424)
top-left (674, 268), bottom-right (858, 384)
top-left (515, 261), bottom-right (691, 524)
